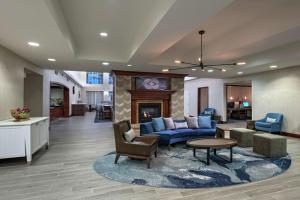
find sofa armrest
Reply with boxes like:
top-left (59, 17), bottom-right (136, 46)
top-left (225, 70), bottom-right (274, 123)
top-left (211, 120), bottom-right (217, 129)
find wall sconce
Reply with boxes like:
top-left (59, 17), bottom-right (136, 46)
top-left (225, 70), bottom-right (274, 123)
top-left (244, 96), bottom-right (247, 100)
top-left (230, 96), bottom-right (234, 100)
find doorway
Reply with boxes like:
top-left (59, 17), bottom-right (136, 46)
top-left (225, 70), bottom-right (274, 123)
top-left (198, 87), bottom-right (209, 115)
top-left (50, 83), bottom-right (70, 121)
top-left (226, 81), bottom-right (252, 122)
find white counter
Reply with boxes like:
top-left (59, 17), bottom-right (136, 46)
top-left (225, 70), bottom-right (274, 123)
top-left (0, 117), bottom-right (49, 164)
top-left (0, 117), bottom-right (49, 127)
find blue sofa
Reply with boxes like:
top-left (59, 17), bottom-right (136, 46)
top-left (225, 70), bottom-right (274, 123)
top-left (140, 119), bottom-right (216, 146)
top-left (255, 113), bottom-right (283, 133)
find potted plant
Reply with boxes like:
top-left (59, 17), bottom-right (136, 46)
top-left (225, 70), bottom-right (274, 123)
top-left (10, 106), bottom-right (30, 121)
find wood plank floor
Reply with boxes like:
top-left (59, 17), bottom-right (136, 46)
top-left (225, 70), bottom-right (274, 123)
top-left (0, 112), bottom-right (300, 200)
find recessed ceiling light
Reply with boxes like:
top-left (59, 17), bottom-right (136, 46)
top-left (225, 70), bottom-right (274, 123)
top-left (27, 42), bottom-right (40, 47)
top-left (237, 71), bottom-right (244, 75)
top-left (222, 69), bottom-right (227, 72)
top-left (192, 68), bottom-right (196, 71)
top-left (237, 62), bottom-right (246, 65)
top-left (99, 32), bottom-right (108, 37)
top-left (127, 64), bottom-right (132, 67)
top-left (102, 62), bottom-right (109, 66)
top-left (207, 69), bottom-right (214, 73)
top-left (174, 60), bottom-right (181, 64)
top-left (162, 69), bottom-right (169, 72)
top-left (48, 58), bottom-right (56, 62)
top-left (270, 65), bottom-right (278, 69)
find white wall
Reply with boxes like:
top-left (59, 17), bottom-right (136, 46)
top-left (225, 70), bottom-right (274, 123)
top-left (184, 78), bottom-right (226, 119)
top-left (0, 45), bottom-right (43, 120)
top-left (43, 70), bottom-right (83, 116)
top-left (65, 71), bottom-right (113, 103)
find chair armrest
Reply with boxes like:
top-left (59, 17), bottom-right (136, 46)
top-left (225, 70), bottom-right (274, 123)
top-left (134, 136), bottom-right (159, 145)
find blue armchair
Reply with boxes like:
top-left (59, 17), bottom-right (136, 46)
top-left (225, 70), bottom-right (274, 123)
top-left (255, 113), bottom-right (283, 133)
top-left (200, 108), bottom-right (216, 117)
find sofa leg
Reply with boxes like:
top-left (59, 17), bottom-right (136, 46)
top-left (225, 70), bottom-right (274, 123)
top-left (147, 158), bottom-right (151, 169)
top-left (114, 153), bottom-right (120, 164)
top-left (154, 151), bottom-right (157, 158)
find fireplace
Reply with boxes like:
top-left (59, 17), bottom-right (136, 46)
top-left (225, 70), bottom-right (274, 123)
top-left (138, 102), bottom-right (162, 123)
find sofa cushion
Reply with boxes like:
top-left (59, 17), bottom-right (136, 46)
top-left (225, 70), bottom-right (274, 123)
top-left (163, 117), bottom-right (175, 130)
top-left (174, 121), bottom-right (188, 129)
top-left (194, 128), bottom-right (216, 136)
top-left (198, 116), bottom-right (212, 129)
top-left (256, 121), bottom-right (271, 128)
top-left (174, 128), bottom-right (197, 137)
top-left (140, 122), bottom-right (154, 135)
top-left (184, 116), bottom-right (199, 128)
top-left (152, 117), bottom-right (165, 131)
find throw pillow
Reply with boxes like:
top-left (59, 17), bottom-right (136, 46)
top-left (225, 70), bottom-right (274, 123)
top-left (163, 117), bottom-right (175, 130)
top-left (204, 110), bottom-right (212, 115)
top-left (184, 116), bottom-right (199, 128)
top-left (152, 117), bottom-right (166, 131)
top-left (198, 116), bottom-right (212, 129)
top-left (174, 121), bottom-right (188, 129)
top-left (123, 128), bottom-right (138, 142)
top-left (266, 117), bottom-right (277, 123)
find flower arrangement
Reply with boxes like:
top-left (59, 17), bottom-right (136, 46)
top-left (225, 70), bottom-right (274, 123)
top-left (10, 106), bottom-right (30, 121)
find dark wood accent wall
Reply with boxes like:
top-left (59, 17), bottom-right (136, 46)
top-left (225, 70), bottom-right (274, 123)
top-left (128, 90), bottom-right (175, 124)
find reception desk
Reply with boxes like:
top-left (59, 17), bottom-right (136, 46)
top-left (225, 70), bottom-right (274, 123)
top-left (0, 117), bottom-right (49, 164)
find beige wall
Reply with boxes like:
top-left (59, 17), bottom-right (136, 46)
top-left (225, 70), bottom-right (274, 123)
top-left (251, 66), bottom-right (300, 134)
top-left (0, 45), bottom-right (43, 120)
top-left (24, 71), bottom-right (43, 117)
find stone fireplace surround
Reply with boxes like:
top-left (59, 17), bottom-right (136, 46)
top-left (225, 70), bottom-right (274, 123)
top-left (113, 70), bottom-right (186, 124)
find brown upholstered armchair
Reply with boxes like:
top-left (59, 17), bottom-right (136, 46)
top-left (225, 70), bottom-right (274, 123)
top-left (113, 120), bottom-right (159, 168)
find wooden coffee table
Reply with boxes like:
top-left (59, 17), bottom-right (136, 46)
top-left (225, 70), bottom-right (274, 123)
top-left (187, 138), bottom-right (237, 165)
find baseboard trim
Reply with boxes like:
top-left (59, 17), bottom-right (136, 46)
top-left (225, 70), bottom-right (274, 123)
top-left (282, 132), bottom-right (300, 139)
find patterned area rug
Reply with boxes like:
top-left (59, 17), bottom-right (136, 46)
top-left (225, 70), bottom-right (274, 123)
top-left (93, 145), bottom-right (291, 188)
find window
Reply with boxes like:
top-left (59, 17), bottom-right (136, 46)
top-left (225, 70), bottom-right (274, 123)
top-left (109, 74), bottom-right (113, 84)
top-left (86, 72), bottom-right (103, 84)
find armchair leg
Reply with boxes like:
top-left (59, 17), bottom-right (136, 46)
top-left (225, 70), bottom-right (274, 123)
top-left (147, 157), bottom-right (151, 169)
top-left (114, 153), bottom-right (120, 164)
top-left (154, 151), bottom-right (157, 158)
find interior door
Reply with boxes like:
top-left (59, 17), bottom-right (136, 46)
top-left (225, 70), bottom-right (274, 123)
top-left (63, 87), bottom-right (69, 117)
top-left (198, 87), bottom-right (209, 115)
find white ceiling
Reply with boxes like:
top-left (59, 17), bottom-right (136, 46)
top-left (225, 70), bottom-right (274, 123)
top-left (0, 0), bottom-right (300, 78)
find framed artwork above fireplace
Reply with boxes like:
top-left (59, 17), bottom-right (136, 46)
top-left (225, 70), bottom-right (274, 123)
top-left (132, 77), bottom-right (170, 90)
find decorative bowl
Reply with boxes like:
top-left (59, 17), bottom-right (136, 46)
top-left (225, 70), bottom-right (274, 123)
top-left (10, 106), bottom-right (30, 121)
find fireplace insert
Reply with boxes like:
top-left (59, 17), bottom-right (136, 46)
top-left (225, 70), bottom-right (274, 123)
top-left (138, 103), bottom-right (162, 123)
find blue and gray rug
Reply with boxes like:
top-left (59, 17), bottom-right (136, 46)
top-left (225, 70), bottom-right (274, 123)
top-left (93, 145), bottom-right (291, 188)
